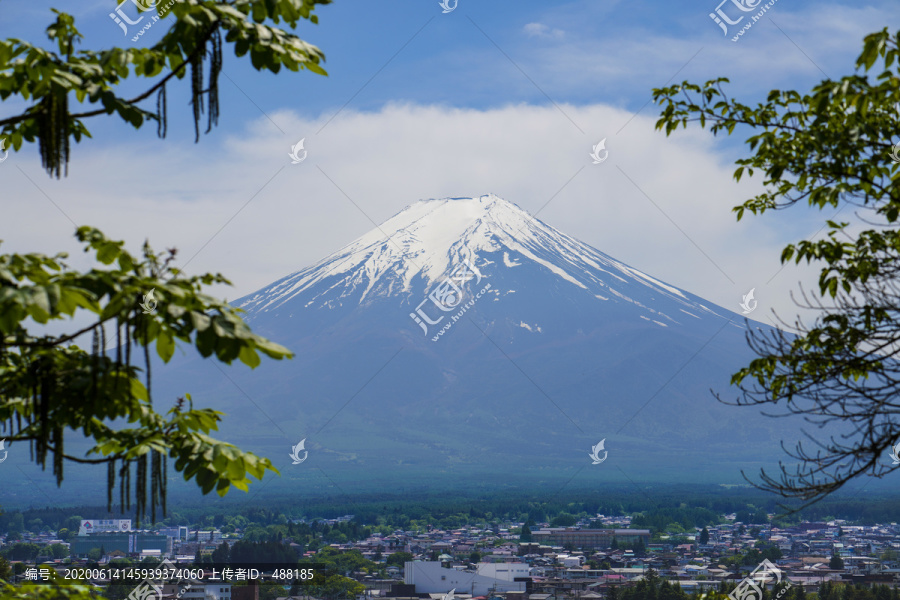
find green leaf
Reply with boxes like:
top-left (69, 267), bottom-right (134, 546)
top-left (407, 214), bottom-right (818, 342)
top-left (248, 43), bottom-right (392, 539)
top-left (156, 330), bottom-right (175, 362)
top-left (238, 344), bottom-right (261, 369)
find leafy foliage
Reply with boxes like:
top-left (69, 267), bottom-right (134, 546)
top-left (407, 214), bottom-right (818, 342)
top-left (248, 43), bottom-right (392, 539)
top-left (735, 508), bottom-right (769, 524)
top-left (304, 573), bottom-right (366, 600)
top-left (229, 539), bottom-right (299, 564)
top-left (0, 227), bottom-right (291, 523)
top-left (549, 512), bottom-right (577, 527)
top-left (385, 551), bottom-right (412, 568)
top-left (818, 582), bottom-right (900, 600)
top-left (312, 547), bottom-right (377, 575)
top-left (0, 1), bottom-right (329, 177)
top-left (632, 506), bottom-right (722, 533)
top-left (615, 570), bottom-right (690, 600)
top-left (653, 27), bottom-right (900, 509)
top-left (0, 578), bottom-right (98, 600)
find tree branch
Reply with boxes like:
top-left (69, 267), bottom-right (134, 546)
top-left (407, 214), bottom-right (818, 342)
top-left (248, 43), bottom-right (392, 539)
top-left (0, 21), bottom-right (219, 128)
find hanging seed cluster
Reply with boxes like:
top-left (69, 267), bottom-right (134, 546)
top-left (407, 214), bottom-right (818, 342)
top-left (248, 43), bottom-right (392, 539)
top-left (37, 89), bottom-right (70, 179)
top-left (40, 24), bottom-right (223, 177)
top-left (8, 314), bottom-right (169, 527)
top-left (188, 26), bottom-right (222, 143)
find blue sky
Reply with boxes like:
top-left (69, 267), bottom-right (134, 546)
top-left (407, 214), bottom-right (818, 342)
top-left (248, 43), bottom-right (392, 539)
top-left (1, 0), bottom-right (898, 322)
top-left (5, 0), bottom-right (887, 137)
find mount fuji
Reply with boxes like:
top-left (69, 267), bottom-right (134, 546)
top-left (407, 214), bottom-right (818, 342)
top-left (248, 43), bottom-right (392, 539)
top-left (149, 194), bottom-right (802, 495)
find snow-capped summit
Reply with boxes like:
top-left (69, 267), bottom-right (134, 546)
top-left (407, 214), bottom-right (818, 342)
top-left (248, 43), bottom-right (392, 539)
top-left (238, 194), bottom-right (723, 331)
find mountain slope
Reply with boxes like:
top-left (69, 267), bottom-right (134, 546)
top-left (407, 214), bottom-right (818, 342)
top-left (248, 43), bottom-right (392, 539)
top-left (150, 194), bottom-right (802, 494)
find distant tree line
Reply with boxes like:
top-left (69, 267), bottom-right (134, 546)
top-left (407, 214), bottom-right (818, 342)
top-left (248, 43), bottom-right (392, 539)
top-left (8, 486), bottom-right (900, 540)
top-left (196, 540), bottom-right (298, 565)
top-left (606, 573), bottom-right (900, 600)
top-left (0, 542), bottom-right (68, 561)
top-left (816, 582), bottom-right (900, 600)
top-left (632, 506), bottom-right (723, 533)
top-left (607, 570), bottom-right (690, 600)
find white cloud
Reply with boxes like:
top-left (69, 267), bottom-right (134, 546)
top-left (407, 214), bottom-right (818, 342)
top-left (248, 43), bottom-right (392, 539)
top-left (523, 23), bottom-right (565, 40)
top-left (2, 101), bottom-right (825, 327)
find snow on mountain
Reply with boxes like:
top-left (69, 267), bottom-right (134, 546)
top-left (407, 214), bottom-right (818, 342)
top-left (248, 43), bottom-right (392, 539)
top-left (237, 193), bottom-right (724, 331)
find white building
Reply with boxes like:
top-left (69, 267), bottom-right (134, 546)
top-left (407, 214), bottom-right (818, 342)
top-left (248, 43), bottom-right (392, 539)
top-left (555, 556), bottom-right (583, 569)
top-left (193, 530), bottom-right (223, 543)
top-left (475, 563), bottom-right (531, 581)
top-left (405, 561), bottom-right (526, 596)
top-left (79, 519), bottom-right (131, 535)
top-left (161, 581), bottom-right (231, 600)
top-left (160, 526), bottom-right (189, 541)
